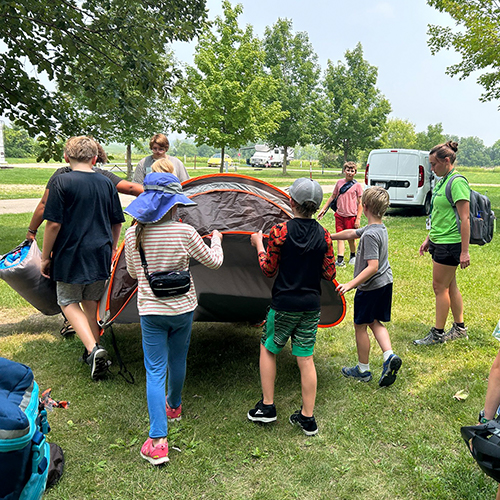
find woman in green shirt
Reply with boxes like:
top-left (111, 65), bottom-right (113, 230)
top-left (413, 141), bottom-right (470, 345)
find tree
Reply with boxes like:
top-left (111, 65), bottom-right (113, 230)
top-left (173, 1), bottom-right (285, 173)
top-left (196, 144), bottom-right (215, 158)
top-left (175, 142), bottom-right (197, 157)
top-left (415, 123), bottom-right (447, 151)
top-left (427, 0), bottom-right (500, 106)
top-left (488, 139), bottom-right (500, 166)
top-left (380, 118), bottom-right (417, 149)
top-left (262, 19), bottom-right (320, 174)
top-left (457, 136), bottom-right (491, 166)
top-left (0, 0), bottom-right (207, 159)
top-left (314, 43), bottom-right (391, 164)
top-left (3, 124), bottom-right (41, 158)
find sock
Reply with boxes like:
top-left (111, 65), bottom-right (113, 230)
top-left (337, 255), bottom-right (344, 263)
top-left (358, 362), bottom-right (370, 372)
top-left (435, 328), bottom-right (445, 335)
top-left (383, 350), bottom-right (394, 362)
top-left (350, 252), bottom-right (356, 259)
top-left (456, 322), bottom-right (465, 329)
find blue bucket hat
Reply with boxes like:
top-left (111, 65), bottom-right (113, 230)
top-left (124, 173), bottom-right (196, 223)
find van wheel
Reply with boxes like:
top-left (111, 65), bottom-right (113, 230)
top-left (421, 193), bottom-right (431, 216)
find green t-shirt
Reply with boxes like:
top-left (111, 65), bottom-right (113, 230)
top-left (429, 169), bottom-right (470, 244)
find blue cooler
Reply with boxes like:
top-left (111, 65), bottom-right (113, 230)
top-left (0, 357), bottom-right (51, 500)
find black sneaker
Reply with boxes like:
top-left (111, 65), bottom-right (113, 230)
top-left (289, 409), bottom-right (318, 436)
top-left (85, 344), bottom-right (109, 381)
top-left (247, 399), bottom-right (277, 423)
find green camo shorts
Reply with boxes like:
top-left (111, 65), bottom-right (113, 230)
top-left (261, 308), bottom-right (321, 357)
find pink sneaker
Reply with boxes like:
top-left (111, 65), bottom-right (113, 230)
top-left (140, 437), bottom-right (169, 465)
top-left (166, 401), bottom-right (182, 421)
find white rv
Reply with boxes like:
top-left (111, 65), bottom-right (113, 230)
top-left (250, 145), bottom-right (294, 168)
top-left (365, 149), bottom-right (433, 214)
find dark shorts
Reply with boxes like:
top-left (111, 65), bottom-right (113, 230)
top-left (335, 213), bottom-right (357, 233)
top-left (354, 283), bottom-right (392, 325)
top-left (56, 281), bottom-right (106, 307)
top-left (261, 308), bottom-right (321, 357)
top-left (429, 241), bottom-right (461, 267)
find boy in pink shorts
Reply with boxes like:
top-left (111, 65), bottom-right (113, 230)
top-left (318, 161), bottom-right (363, 267)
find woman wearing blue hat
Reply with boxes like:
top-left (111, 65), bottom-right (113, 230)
top-left (124, 173), bottom-right (224, 465)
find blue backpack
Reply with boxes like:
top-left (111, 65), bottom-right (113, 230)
top-left (445, 174), bottom-right (495, 246)
top-left (0, 357), bottom-right (63, 500)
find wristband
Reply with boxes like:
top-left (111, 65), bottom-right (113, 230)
top-left (28, 228), bottom-right (37, 235)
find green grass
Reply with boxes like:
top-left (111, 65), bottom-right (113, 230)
top-left (1, 174), bottom-right (500, 499)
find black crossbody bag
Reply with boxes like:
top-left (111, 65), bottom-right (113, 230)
top-left (138, 244), bottom-right (191, 298)
top-left (329, 180), bottom-right (357, 212)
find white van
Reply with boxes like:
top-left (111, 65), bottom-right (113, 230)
top-left (365, 149), bottom-right (433, 214)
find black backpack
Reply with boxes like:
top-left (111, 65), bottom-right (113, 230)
top-left (445, 174), bottom-right (495, 246)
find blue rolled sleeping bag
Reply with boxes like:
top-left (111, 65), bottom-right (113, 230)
top-left (0, 240), bottom-right (60, 316)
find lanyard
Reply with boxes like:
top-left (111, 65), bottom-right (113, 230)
top-left (429, 168), bottom-right (456, 217)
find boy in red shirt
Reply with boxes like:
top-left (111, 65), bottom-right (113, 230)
top-left (318, 161), bottom-right (363, 267)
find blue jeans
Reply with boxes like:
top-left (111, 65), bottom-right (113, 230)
top-left (140, 312), bottom-right (194, 439)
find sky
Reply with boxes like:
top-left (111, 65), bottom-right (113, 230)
top-left (171, 0), bottom-right (499, 147)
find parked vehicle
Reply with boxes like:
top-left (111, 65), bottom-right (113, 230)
top-left (365, 149), bottom-right (433, 214)
top-left (250, 145), bottom-right (294, 168)
top-left (208, 153), bottom-right (232, 167)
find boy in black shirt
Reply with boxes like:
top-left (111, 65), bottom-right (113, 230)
top-left (41, 136), bottom-right (125, 380)
top-left (247, 178), bottom-right (336, 435)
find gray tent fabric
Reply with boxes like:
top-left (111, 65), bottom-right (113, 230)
top-left (98, 174), bottom-right (346, 328)
top-left (0, 240), bottom-right (61, 315)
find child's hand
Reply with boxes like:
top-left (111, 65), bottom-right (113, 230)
top-left (212, 230), bottom-right (223, 242)
top-left (41, 258), bottom-right (51, 278)
top-left (336, 282), bottom-right (353, 295)
top-left (250, 230), bottom-right (263, 247)
top-left (317, 207), bottom-right (327, 220)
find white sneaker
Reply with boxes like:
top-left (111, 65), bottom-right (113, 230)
top-left (348, 256), bottom-right (356, 265)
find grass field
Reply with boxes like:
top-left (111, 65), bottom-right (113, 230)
top-left (0, 168), bottom-right (499, 499)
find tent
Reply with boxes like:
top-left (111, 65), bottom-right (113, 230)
top-left (98, 174), bottom-right (345, 329)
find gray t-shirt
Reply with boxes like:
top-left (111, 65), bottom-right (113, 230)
top-left (354, 224), bottom-right (393, 291)
top-left (132, 155), bottom-right (189, 184)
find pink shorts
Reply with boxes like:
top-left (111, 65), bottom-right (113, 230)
top-left (335, 213), bottom-right (356, 233)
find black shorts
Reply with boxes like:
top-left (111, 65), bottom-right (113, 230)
top-left (353, 283), bottom-right (392, 325)
top-left (429, 241), bottom-right (461, 267)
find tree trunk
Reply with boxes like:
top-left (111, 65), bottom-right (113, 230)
top-left (343, 139), bottom-right (349, 164)
top-left (219, 145), bottom-right (225, 174)
top-left (126, 144), bottom-right (133, 180)
top-left (282, 146), bottom-right (288, 175)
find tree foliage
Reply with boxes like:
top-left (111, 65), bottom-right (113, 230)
top-left (314, 43), bottom-right (391, 164)
top-left (3, 124), bottom-right (41, 158)
top-left (415, 122), bottom-right (448, 151)
top-left (0, 0), bottom-right (207, 159)
top-left (173, 1), bottom-right (285, 172)
top-left (262, 19), bottom-right (320, 173)
top-left (427, 0), bottom-right (500, 105)
top-left (380, 118), bottom-right (417, 149)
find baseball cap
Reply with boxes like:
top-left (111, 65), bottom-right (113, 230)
top-left (289, 178), bottom-right (323, 208)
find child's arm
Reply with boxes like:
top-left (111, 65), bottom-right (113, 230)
top-left (111, 223), bottom-right (122, 260)
top-left (116, 180), bottom-right (144, 197)
top-left (41, 220), bottom-right (61, 278)
top-left (250, 226), bottom-right (283, 278)
top-left (330, 229), bottom-right (359, 241)
top-left (354, 195), bottom-right (363, 229)
top-left (317, 194), bottom-right (335, 220)
top-left (322, 231), bottom-right (336, 280)
top-left (336, 259), bottom-right (378, 295)
top-left (26, 188), bottom-right (49, 241)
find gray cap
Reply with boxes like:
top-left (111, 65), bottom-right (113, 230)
top-left (289, 178), bottom-right (323, 208)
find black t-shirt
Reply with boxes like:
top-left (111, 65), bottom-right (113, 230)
top-left (46, 166), bottom-right (122, 189)
top-left (43, 171), bottom-right (125, 284)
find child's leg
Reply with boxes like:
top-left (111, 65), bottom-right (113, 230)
top-left (260, 344), bottom-right (277, 405)
top-left (354, 323), bottom-right (371, 364)
top-left (369, 320), bottom-right (392, 353)
top-left (61, 303), bottom-right (97, 353)
top-left (337, 239), bottom-right (345, 259)
top-left (166, 312), bottom-right (194, 410)
top-left (347, 239), bottom-right (356, 254)
top-left (81, 299), bottom-right (101, 344)
top-left (296, 355), bottom-right (316, 417)
top-left (140, 315), bottom-right (169, 445)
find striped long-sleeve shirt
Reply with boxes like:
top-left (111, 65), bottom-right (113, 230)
top-left (125, 220), bottom-right (223, 316)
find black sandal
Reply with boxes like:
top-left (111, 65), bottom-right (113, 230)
top-left (60, 320), bottom-right (75, 337)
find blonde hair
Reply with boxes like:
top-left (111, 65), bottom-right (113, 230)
top-left (64, 136), bottom-right (98, 162)
top-left (362, 187), bottom-right (390, 218)
top-left (151, 158), bottom-right (174, 174)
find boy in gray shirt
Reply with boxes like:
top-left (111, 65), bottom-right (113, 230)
top-left (331, 186), bottom-right (402, 387)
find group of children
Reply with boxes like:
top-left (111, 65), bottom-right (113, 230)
top-left (38, 137), bottom-right (401, 463)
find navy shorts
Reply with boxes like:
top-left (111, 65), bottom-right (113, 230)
top-left (353, 282), bottom-right (392, 325)
top-left (429, 241), bottom-right (461, 267)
